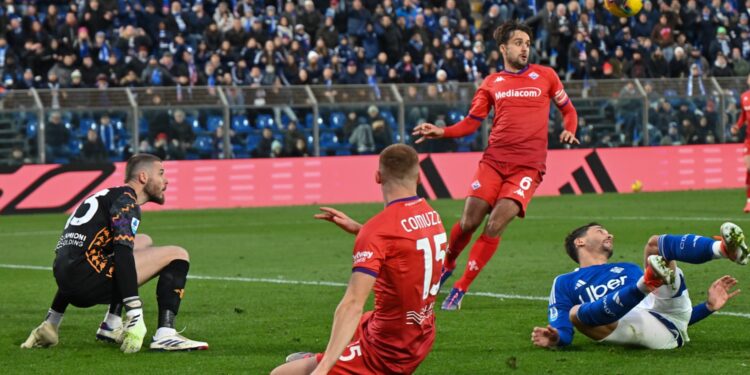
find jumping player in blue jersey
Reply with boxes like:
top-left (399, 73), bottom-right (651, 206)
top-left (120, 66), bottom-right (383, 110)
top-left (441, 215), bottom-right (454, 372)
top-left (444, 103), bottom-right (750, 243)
top-left (532, 222), bottom-right (748, 349)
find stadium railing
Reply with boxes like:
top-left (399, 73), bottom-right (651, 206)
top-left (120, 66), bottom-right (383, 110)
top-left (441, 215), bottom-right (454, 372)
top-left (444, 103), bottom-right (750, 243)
top-left (2, 78), bottom-right (738, 164)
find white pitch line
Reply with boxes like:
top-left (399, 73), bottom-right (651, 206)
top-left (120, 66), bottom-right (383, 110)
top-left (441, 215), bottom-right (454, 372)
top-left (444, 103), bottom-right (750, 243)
top-left (2, 263), bottom-right (749, 319)
top-left (0, 214), bottom-right (745, 238)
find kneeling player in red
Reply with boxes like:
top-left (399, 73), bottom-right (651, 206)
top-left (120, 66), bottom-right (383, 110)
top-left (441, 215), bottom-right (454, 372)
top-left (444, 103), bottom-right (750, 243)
top-left (271, 144), bottom-right (446, 375)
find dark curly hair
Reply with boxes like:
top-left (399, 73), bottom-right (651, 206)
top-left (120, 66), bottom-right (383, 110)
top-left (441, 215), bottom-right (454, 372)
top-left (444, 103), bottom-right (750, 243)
top-left (563, 222), bottom-right (601, 264)
top-left (493, 20), bottom-right (534, 48)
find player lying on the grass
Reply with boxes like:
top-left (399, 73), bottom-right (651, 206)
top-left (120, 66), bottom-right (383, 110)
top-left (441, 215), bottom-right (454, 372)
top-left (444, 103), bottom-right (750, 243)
top-left (532, 222), bottom-right (747, 349)
top-left (21, 154), bottom-right (208, 353)
top-left (271, 144), bottom-right (446, 375)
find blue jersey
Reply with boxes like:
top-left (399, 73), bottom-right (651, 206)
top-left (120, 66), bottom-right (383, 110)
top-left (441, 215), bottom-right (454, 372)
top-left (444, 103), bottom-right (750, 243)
top-left (547, 262), bottom-right (644, 346)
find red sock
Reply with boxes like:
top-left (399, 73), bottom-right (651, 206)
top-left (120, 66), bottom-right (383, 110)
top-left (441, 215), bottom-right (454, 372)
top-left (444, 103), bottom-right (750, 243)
top-left (446, 221), bottom-right (474, 270)
top-left (746, 171), bottom-right (750, 198)
top-left (454, 235), bottom-right (501, 292)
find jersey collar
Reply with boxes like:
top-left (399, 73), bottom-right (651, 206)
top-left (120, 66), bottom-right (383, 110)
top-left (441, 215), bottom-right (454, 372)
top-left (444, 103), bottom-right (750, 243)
top-left (386, 195), bottom-right (421, 207)
top-left (502, 65), bottom-right (531, 75)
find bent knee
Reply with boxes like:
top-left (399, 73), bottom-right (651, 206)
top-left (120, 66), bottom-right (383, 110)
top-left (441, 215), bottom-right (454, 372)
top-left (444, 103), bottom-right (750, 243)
top-left (170, 246), bottom-right (190, 262)
top-left (645, 235), bottom-right (660, 253)
top-left (459, 216), bottom-right (482, 233)
top-left (135, 234), bottom-right (153, 249)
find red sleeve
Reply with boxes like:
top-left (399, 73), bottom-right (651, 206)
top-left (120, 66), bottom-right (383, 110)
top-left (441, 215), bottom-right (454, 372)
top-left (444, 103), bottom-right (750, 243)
top-left (548, 69), bottom-right (578, 133)
top-left (351, 224), bottom-right (386, 277)
top-left (443, 81), bottom-right (491, 138)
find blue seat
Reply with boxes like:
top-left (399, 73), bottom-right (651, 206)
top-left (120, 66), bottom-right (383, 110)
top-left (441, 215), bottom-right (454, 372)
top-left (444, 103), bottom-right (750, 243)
top-left (232, 115), bottom-right (252, 133)
top-left (320, 131), bottom-right (338, 146)
top-left (255, 114), bottom-right (274, 129)
top-left (329, 112), bottom-right (346, 129)
top-left (195, 136), bottom-right (214, 154)
top-left (246, 132), bottom-right (263, 151)
top-left (26, 120), bottom-right (38, 139)
top-left (206, 116), bottom-right (223, 132)
top-left (448, 111), bottom-right (464, 124)
top-left (305, 113), bottom-right (324, 129)
top-left (381, 110), bottom-right (396, 128)
top-left (139, 118), bottom-right (149, 137)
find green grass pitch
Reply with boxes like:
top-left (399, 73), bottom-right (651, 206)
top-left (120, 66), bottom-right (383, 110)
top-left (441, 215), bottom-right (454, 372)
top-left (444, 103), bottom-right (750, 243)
top-left (2, 189), bottom-right (750, 374)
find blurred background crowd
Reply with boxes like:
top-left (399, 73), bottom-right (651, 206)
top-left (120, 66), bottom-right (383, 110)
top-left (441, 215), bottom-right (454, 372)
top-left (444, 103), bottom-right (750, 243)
top-left (1, 0), bottom-right (749, 165)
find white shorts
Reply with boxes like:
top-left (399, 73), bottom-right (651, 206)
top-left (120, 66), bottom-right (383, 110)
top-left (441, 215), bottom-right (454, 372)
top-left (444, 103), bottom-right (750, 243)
top-left (600, 268), bottom-right (693, 349)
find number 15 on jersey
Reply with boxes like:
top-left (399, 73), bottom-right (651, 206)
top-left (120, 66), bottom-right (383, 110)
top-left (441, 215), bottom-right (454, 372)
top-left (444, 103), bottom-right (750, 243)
top-left (416, 233), bottom-right (447, 300)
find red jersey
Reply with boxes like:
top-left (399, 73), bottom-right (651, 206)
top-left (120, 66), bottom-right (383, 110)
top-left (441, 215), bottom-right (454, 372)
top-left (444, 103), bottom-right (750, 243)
top-left (352, 196), bottom-right (446, 373)
top-left (736, 90), bottom-right (750, 144)
top-left (466, 64), bottom-right (572, 172)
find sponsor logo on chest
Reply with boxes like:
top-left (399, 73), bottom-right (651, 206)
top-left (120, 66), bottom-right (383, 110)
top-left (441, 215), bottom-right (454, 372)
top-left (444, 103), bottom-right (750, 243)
top-left (494, 87), bottom-right (542, 100)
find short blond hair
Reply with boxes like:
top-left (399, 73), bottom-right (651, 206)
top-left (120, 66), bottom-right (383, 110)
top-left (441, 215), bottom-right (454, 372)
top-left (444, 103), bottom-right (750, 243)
top-left (379, 144), bottom-right (419, 183)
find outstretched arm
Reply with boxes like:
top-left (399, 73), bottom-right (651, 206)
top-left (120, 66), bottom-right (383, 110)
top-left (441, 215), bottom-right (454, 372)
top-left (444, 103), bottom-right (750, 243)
top-left (689, 275), bottom-right (741, 325)
top-left (312, 272), bottom-right (376, 375)
top-left (314, 207), bottom-right (363, 235)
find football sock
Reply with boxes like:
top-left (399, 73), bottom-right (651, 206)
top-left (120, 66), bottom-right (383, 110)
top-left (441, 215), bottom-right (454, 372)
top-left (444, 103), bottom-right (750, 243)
top-left (446, 221), bottom-right (474, 270)
top-left (156, 259), bottom-right (189, 329)
top-left (109, 303), bottom-right (123, 315)
top-left (658, 234), bottom-right (720, 264)
top-left (745, 171), bottom-right (750, 198)
top-left (454, 235), bottom-right (500, 291)
top-left (576, 283), bottom-right (647, 326)
top-left (45, 309), bottom-right (64, 328)
top-left (154, 327), bottom-right (176, 339)
top-left (104, 311), bottom-right (122, 328)
top-left (50, 290), bottom-right (68, 314)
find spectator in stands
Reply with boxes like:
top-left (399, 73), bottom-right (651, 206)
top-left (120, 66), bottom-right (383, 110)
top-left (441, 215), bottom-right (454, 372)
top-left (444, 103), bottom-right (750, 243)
top-left (367, 106), bottom-right (392, 153)
top-left (709, 27), bottom-right (733, 61)
top-left (69, 70), bottom-right (85, 89)
top-left (97, 113), bottom-right (118, 157)
top-left (45, 111), bottom-right (71, 162)
top-left (288, 138), bottom-right (309, 157)
top-left (255, 128), bottom-right (275, 158)
top-left (339, 60), bottom-right (366, 84)
top-left (624, 50), bottom-right (647, 78)
top-left (647, 47), bottom-right (670, 78)
top-left (212, 126), bottom-right (239, 159)
top-left (167, 109), bottom-right (194, 160)
top-left (283, 121), bottom-right (305, 155)
top-left (349, 118), bottom-right (375, 155)
top-left (80, 55), bottom-right (100, 87)
top-left (141, 55), bottom-right (173, 86)
top-left (379, 15), bottom-right (403, 65)
top-left (670, 46), bottom-right (690, 78)
top-left (711, 53), bottom-right (734, 76)
top-left (687, 47), bottom-right (710, 77)
top-left (81, 129), bottom-right (107, 162)
top-left (271, 140), bottom-right (285, 158)
top-left (732, 48), bottom-right (750, 76)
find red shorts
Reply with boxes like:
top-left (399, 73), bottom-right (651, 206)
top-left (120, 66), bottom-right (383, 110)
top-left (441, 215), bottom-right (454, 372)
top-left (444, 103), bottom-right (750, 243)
top-left (744, 139), bottom-right (750, 154)
top-left (315, 312), bottom-right (430, 374)
top-left (315, 312), bottom-right (379, 375)
top-left (466, 161), bottom-right (543, 218)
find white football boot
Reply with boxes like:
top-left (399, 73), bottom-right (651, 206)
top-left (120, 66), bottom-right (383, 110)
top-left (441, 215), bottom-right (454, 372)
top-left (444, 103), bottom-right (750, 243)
top-left (96, 322), bottom-right (124, 344)
top-left (150, 329), bottom-right (208, 351)
top-left (720, 222), bottom-right (749, 265)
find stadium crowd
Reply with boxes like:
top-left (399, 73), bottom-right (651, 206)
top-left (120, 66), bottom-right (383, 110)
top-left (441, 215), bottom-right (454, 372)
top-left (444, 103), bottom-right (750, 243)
top-left (1, 0), bottom-right (749, 164)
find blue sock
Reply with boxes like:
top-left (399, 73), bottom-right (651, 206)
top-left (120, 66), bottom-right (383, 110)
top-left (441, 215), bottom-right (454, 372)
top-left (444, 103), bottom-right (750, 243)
top-left (577, 284), bottom-right (646, 326)
top-left (658, 234), bottom-right (716, 264)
